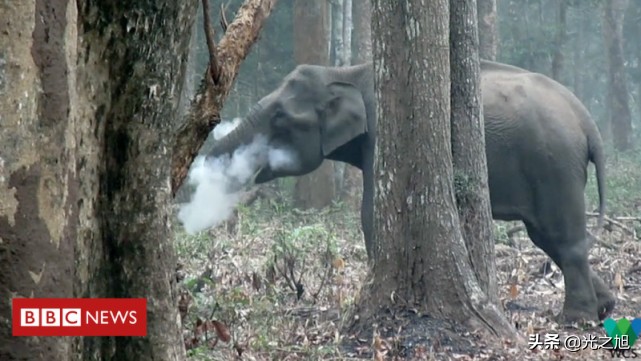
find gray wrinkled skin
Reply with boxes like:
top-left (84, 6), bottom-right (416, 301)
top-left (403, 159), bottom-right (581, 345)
top-left (208, 60), bottom-right (614, 323)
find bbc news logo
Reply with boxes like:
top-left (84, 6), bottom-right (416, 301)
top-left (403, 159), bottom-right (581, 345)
top-left (12, 298), bottom-right (147, 336)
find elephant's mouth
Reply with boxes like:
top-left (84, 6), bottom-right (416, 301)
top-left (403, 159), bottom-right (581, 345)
top-left (253, 166), bottom-right (274, 185)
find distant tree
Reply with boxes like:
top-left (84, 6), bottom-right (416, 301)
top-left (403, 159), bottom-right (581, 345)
top-left (477, 0), bottom-right (499, 60)
top-left (355, 0), bottom-right (513, 339)
top-left (551, 0), bottom-right (568, 81)
top-left (602, 0), bottom-right (633, 151)
top-left (352, 0), bottom-right (372, 64)
top-left (292, 0), bottom-right (336, 209)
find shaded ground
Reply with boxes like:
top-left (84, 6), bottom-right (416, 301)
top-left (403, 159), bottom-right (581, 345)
top-left (174, 157), bottom-right (641, 360)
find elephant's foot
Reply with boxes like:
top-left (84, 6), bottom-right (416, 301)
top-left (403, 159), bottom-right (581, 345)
top-left (597, 299), bottom-right (616, 320)
top-left (557, 289), bottom-right (600, 325)
top-left (591, 271), bottom-right (616, 320)
top-left (554, 307), bottom-right (599, 327)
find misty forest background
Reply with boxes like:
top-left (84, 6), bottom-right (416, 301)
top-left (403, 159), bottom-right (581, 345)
top-left (179, 0), bottom-right (641, 207)
top-left (173, 0), bottom-right (641, 360)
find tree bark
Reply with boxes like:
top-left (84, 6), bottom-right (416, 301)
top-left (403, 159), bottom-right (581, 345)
top-left (476, 0), bottom-right (498, 60)
top-left (84, 1), bottom-right (198, 358)
top-left (1, 1), bottom-right (201, 360)
top-left (602, 0), bottom-right (633, 152)
top-left (171, 0), bottom-right (278, 196)
top-left (292, 0), bottom-right (336, 210)
top-left (355, 0), bottom-right (514, 340)
top-left (450, 0), bottom-right (498, 305)
top-left (0, 1), bottom-right (78, 359)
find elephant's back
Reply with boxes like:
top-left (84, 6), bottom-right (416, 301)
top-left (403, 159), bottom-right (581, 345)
top-left (481, 65), bottom-right (591, 194)
top-left (481, 66), bottom-right (588, 152)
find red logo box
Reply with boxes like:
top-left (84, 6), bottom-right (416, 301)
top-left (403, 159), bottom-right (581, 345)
top-left (12, 298), bottom-right (147, 336)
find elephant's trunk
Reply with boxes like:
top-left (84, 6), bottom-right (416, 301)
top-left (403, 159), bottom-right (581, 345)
top-left (207, 105), bottom-right (262, 160)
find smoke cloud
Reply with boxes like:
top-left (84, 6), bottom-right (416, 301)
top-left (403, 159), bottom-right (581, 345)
top-left (178, 118), bottom-right (298, 234)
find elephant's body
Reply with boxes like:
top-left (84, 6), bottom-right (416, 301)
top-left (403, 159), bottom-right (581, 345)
top-left (207, 60), bottom-right (614, 323)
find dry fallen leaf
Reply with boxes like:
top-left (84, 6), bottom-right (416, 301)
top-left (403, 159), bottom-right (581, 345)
top-left (510, 283), bottom-right (519, 299)
top-left (212, 319), bottom-right (232, 343)
top-left (614, 272), bottom-right (624, 293)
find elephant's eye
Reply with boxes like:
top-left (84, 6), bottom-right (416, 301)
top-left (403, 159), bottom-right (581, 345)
top-left (271, 110), bottom-right (288, 130)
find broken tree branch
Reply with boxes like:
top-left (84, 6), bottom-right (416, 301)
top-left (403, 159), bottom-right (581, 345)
top-left (586, 211), bottom-right (637, 237)
top-left (220, 3), bottom-right (229, 32)
top-left (171, 0), bottom-right (278, 196)
top-left (202, 0), bottom-right (220, 83)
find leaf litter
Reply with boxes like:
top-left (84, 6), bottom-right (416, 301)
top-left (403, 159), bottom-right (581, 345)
top-left (174, 189), bottom-right (640, 360)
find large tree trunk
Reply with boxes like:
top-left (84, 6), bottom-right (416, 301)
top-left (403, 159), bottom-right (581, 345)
top-left (354, 0), bottom-right (514, 341)
top-left (292, 0), bottom-right (335, 209)
top-left (0, 1), bottom-right (78, 359)
top-left (1, 0), bottom-right (273, 359)
top-left (85, 1), bottom-right (198, 359)
top-left (477, 0), bottom-right (498, 60)
top-left (450, 0), bottom-right (498, 304)
top-left (602, 0), bottom-right (633, 152)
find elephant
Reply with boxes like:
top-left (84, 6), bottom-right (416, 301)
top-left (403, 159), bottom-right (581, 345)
top-left (206, 60), bottom-right (615, 323)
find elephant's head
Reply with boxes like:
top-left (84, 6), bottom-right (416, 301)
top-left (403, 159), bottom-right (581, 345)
top-left (207, 64), bottom-right (368, 185)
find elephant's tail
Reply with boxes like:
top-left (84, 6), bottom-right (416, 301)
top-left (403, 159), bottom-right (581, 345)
top-left (589, 132), bottom-right (606, 230)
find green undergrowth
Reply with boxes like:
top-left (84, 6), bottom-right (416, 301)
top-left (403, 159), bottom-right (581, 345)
top-left (174, 192), bottom-right (366, 360)
top-left (586, 150), bottom-right (641, 217)
top-left (174, 150), bottom-right (639, 360)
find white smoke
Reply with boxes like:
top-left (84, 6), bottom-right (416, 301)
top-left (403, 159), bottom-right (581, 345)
top-left (178, 118), bottom-right (298, 234)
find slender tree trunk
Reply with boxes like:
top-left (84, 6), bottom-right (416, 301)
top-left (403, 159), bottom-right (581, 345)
top-left (602, 0), bottom-right (633, 152)
top-left (355, 0), bottom-right (514, 340)
top-left (450, 0), bottom-right (498, 304)
top-left (332, 0), bottom-right (345, 66)
top-left (573, 7), bottom-right (586, 101)
top-left (551, 0), bottom-right (567, 81)
top-left (477, 0), bottom-right (498, 60)
top-left (342, 0), bottom-right (353, 66)
top-left (352, 0), bottom-right (372, 63)
top-left (292, 0), bottom-right (335, 209)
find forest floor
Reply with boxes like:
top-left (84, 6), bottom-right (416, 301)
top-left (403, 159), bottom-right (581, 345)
top-left (174, 154), bottom-right (641, 361)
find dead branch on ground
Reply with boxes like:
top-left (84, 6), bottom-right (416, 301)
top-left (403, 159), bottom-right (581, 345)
top-left (171, 0), bottom-right (278, 196)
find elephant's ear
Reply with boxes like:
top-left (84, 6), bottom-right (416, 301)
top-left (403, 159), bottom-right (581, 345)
top-left (320, 81), bottom-right (368, 156)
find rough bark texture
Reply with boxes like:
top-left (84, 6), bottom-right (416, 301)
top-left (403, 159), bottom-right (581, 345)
top-left (476, 0), bottom-right (498, 60)
top-left (0, 1), bottom-right (78, 359)
top-left (450, 0), bottom-right (498, 305)
top-left (1, 0), bottom-right (200, 360)
top-left (292, 0), bottom-right (336, 210)
top-left (551, 0), bottom-right (567, 81)
top-left (171, 0), bottom-right (278, 196)
top-left (81, 1), bottom-right (198, 359)
top-left (602, 0), bottom-right (633, 152)
top-left (356, 0), bottom-right (514, 340)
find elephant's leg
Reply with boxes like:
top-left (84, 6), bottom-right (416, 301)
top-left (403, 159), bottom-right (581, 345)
top-left (524, 221), bottom-right (599, 323)
top-left (591, 270), bottom-right (616, 320)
